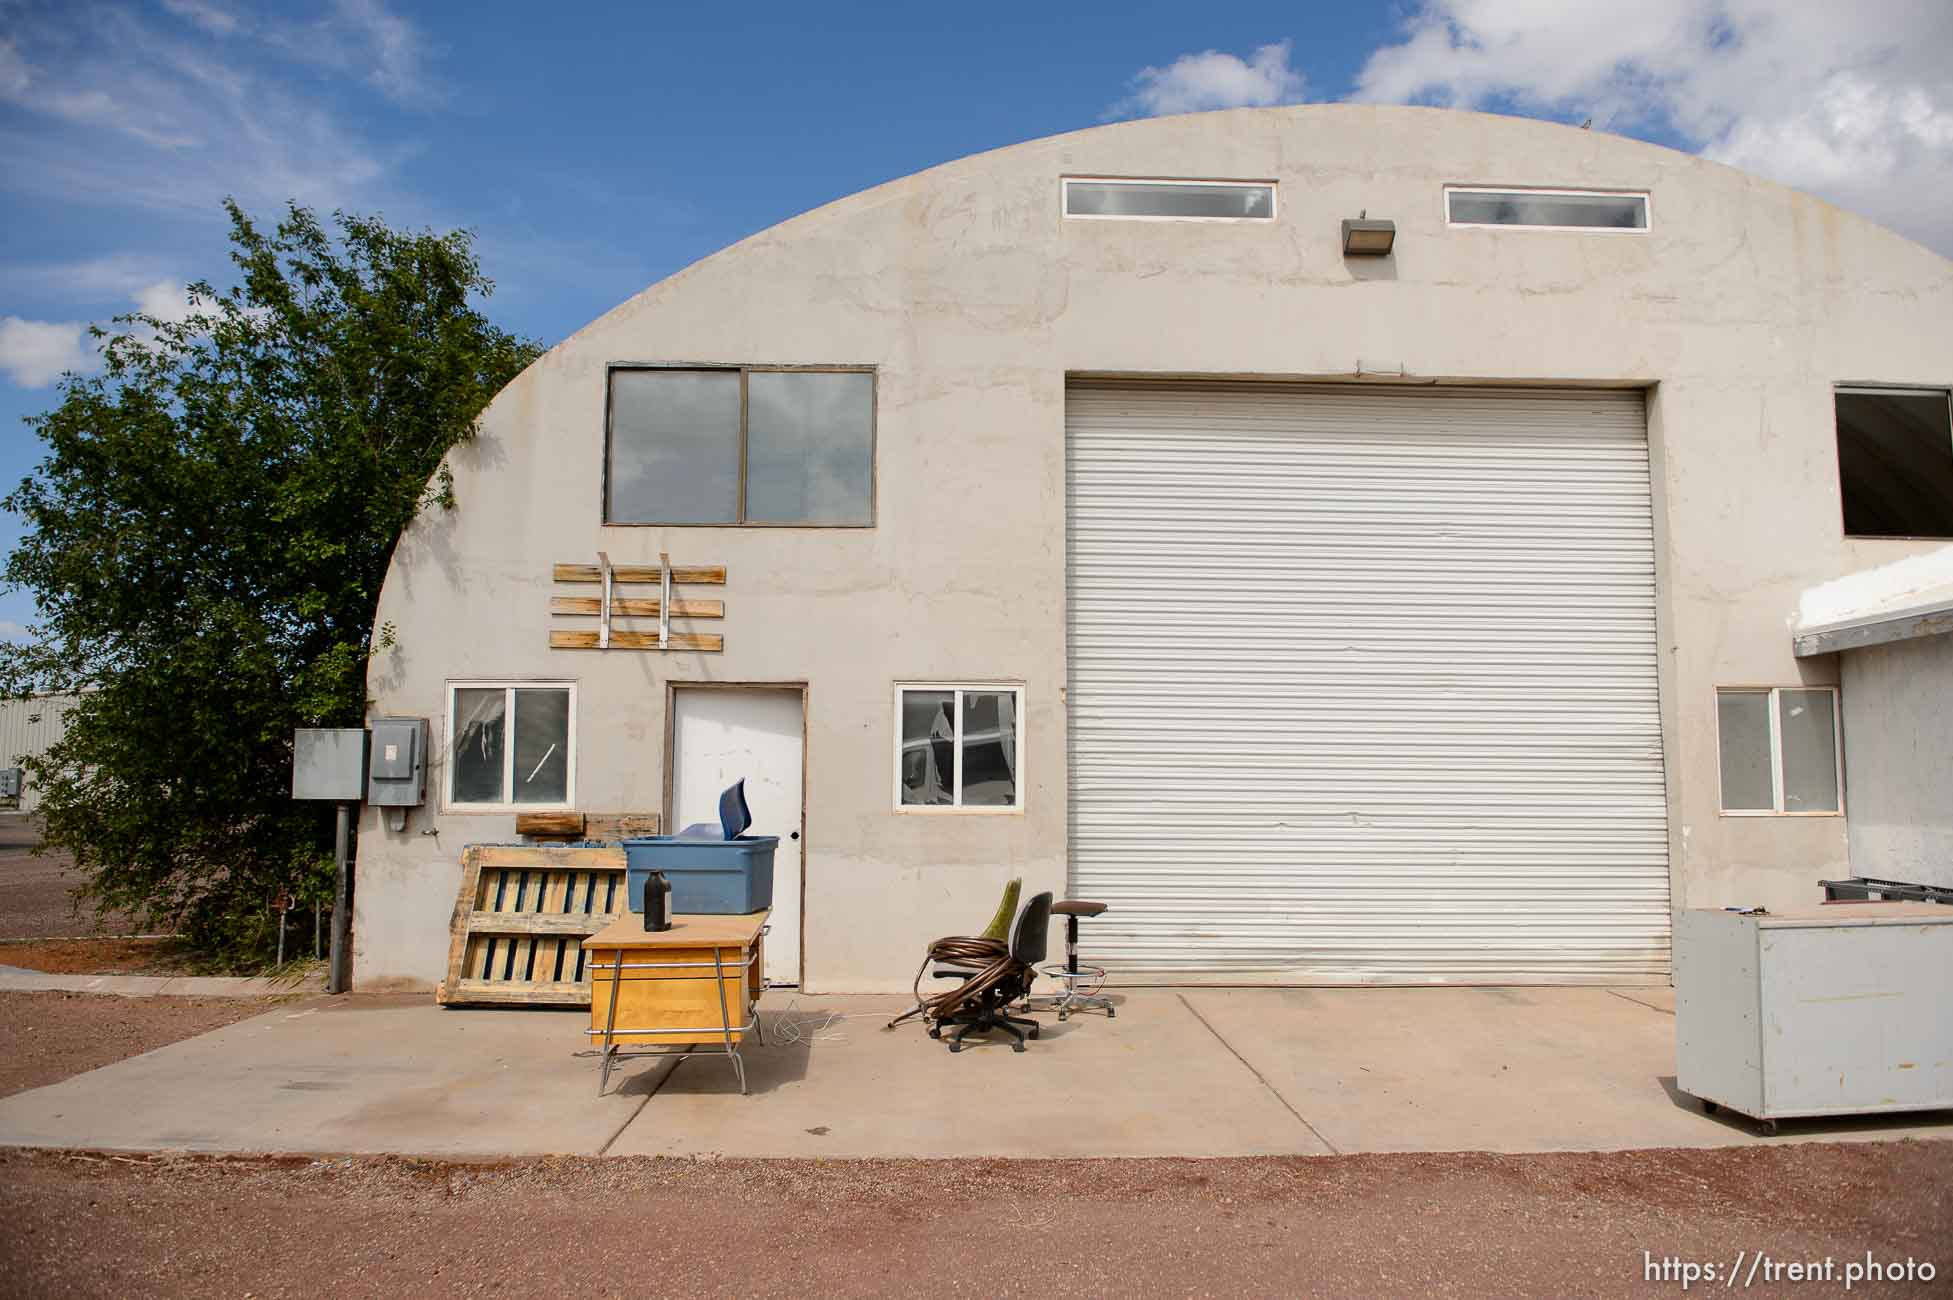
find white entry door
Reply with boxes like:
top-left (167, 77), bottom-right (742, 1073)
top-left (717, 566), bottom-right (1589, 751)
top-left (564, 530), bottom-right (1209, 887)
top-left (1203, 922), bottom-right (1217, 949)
top-left (672, 688), bottom-right (804, 985)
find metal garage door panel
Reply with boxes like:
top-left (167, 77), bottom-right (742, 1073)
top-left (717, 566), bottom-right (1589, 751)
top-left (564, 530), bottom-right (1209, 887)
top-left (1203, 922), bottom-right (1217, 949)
top-left (1066, 382), bottom-right (1670, 984)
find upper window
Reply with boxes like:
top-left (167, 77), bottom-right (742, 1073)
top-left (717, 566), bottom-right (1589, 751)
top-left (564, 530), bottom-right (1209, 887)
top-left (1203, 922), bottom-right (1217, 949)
top-left (1715, 687), bottom-right (1840, 816)
top-left (605, 367), bottom-right (875, 526)
top-left (1834, 387), bottom-right (1953, 538)
top-left (1445, 187), bottom-right (1649, 231)
top-left (1063, 178), bottom-right (1276, 222)
top-left (896, 685), bottom-right (1022, 811)
top-left (449, 682), bottom-right (575, 810)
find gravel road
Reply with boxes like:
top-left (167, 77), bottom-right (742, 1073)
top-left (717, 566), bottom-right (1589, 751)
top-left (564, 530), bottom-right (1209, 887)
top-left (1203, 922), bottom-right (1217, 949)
top-left (3, 1142), bottom-right (1946, 1298)
top-left (0, 817), bottom-right (140, 940)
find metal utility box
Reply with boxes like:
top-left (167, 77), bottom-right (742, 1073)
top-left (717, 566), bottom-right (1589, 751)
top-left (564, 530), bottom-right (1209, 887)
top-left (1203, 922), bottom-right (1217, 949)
top-left (291, 728), bottom-right (368, 802)
top-left (0, 767), bottom-right (20, 799)
top-left (1675, 904), bottom-right (1953, 1128)
top-left (366, 717), bottom-right (427, 807)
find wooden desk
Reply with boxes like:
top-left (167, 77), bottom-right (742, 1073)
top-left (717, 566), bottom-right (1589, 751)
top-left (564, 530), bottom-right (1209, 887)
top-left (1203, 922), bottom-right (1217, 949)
top-left (584, 910), bottom-right (768, 1095)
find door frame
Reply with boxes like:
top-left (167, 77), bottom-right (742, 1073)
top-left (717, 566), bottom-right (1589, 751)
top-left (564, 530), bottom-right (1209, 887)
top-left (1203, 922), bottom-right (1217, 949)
top-left (662, 681), bottom-right (810, 988)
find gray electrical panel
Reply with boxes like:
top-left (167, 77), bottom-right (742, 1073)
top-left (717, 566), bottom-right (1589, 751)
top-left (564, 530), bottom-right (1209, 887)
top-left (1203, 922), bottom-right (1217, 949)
top-left (0, 767), bottom-right (21, 799)
top-left (292, 729), bottom-right (368, 802)
top-left (367, 717), bottom-right (427, 807)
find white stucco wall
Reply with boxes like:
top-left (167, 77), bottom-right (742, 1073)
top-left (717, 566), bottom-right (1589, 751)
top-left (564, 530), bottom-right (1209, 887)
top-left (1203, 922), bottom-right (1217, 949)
top-left (356, 105), bottom-right (1953, 991)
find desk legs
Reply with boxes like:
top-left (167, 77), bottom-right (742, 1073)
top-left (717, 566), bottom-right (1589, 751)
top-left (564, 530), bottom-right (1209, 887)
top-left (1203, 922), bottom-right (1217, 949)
top-left (713, 947), bottom-right (747, 1095)
top-left (599, 946), bottom-right (626, 1096)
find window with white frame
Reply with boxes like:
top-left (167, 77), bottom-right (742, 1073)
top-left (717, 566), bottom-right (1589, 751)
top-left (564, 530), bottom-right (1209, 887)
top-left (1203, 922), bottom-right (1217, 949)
top-left (1445, 186), bottom-right (1649, 231)
top-left (448, 682), bottom-right (575, 809)
top-left (1062, 177), bottom-right (1276, 221)
top-left (1715, 687), bottom-right (1841, 815)
top-left (896, 685), bottom-right (1022, 810)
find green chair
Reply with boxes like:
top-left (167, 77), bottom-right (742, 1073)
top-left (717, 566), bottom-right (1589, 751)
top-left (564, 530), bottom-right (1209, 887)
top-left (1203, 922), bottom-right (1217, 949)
top-left (976, 878), bottom-right (1022, 943)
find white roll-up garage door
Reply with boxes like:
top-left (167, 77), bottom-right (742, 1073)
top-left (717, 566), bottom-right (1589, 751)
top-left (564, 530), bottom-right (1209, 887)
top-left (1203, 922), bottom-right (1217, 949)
top-left (1066, 382), bottom-right (1670, 984)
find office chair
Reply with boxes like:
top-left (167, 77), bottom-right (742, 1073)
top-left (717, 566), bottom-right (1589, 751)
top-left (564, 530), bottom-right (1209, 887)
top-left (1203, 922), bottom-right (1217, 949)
top-left (926, 891), bottom-right (1052, 1053)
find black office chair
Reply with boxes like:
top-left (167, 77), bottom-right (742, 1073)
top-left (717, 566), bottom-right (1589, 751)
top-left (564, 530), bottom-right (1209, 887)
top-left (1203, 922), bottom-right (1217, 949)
top-left (926, 891), bottom-right (1052, 1053)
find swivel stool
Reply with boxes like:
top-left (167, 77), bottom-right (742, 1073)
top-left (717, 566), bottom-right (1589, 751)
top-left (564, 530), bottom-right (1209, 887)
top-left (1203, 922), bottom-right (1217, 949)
top-left (1033, 899), bottom-right (1115, 1019)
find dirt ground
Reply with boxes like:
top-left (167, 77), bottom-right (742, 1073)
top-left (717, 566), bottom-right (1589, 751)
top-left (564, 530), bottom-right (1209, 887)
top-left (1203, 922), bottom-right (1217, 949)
top-left (0, 816), bottom-right (141, 940)
top-left (1, 1142), bottom-right (1947, 1298)
top-left (0, 991), bottom-right (285, 1099)
top-left (0, 936), bottom-right (195, 974)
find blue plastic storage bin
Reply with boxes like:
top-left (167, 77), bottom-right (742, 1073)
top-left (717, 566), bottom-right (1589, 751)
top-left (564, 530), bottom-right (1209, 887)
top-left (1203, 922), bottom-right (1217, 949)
top-left (623, 836), bottom-right (778, 915)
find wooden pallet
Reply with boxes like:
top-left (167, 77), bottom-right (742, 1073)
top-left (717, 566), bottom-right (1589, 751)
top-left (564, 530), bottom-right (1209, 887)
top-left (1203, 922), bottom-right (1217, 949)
top-left (437, 844), bottom-right (632, 1007)
top-left (550, 556), bottom-right (726, 653)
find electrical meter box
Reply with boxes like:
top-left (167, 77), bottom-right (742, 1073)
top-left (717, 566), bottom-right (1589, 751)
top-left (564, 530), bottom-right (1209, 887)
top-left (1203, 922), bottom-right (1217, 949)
top-left (291, 728), bottom-right (368, 801)
top-left (0, 767), bottom-right (21, 799)
top-left (367, 717), bottom-right (427, 807)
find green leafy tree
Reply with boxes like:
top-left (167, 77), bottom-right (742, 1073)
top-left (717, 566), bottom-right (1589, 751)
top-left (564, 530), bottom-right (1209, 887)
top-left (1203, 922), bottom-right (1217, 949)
top-left (2, 200), bottom-right (542, 964)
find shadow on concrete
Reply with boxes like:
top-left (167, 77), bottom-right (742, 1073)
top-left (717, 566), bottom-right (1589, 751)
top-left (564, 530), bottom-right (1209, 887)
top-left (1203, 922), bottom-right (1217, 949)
top-left (1658, 1075), bottom-right (1953, 1140)
top-left (632, 1007), bottom-right (824, 1097)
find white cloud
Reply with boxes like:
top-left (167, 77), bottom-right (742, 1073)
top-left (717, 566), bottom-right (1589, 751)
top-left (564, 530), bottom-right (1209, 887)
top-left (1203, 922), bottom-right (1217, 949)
top-left (1351, 0), bottom-right (1953, 255)
top-left (264, 0), bottom-right (442, 107)
top-left (1109, 40), bottom-right (1306, 119)
top-left (132, 280), bottom-right (197, 325)
top-left (0, 9), bottom-right (410, 219)
top-left (0, 36), bottom-right (198, 149)
top-left (161, 0), bottom-right (241, 37)
top-left (0, 620), bottom-right (33, 643)
top-left (0, 317), bottom-right (100, 388)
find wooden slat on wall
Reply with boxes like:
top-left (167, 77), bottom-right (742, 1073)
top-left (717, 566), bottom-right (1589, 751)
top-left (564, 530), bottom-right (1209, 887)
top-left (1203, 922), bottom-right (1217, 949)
top-left (553, 563), bottom-right (726, 585)
top-left (549, 596), bottom-right (724, 619)
top-left (549, 630), bottom-right (724, 653)
top-left (437, 844), bottom-right (630, 1007)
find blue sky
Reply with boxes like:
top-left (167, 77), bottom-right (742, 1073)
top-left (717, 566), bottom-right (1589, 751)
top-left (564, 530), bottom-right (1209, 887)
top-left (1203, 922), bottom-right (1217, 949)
top-left (2, 0), bottom-right (1950, 637)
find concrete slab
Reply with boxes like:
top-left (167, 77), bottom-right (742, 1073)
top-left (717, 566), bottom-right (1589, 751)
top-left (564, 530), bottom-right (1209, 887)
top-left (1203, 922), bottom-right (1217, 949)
top-left (1180, 986), bottom-right (1953, 1154)
top-left (0, 994), bottom-right (662, 1157)
top-left (607, 992), bottom-right (1332, 1159)
top-left (3, 986), bottom-right (1946, 1161)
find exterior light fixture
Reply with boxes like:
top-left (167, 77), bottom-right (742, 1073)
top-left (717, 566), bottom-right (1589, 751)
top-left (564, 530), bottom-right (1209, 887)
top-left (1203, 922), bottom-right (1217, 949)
top-left (1342, 217), bottom-right (1396, 257)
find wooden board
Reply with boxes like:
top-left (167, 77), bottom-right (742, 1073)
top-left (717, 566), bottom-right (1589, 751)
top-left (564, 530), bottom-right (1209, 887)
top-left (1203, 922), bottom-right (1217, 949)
top-left (515, 811), bottom-right (664, 842)
top-left (553, 563), bottom-right (726, 585)
top-left (437, 844), bottom-right (630, 1007)
top-left (549, 630), bottom-right (724, 652)
top-left (549, 596), bottom-right (724, 619)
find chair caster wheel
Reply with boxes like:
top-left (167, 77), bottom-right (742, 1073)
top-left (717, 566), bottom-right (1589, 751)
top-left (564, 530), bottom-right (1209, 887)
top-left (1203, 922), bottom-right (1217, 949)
top-left (927, 1026), bottom-right (940, 1039)
top-left (1107, 1006), bottom-right (1116, 1018)
top-left (1029, 1026), bottom-right (1040, 1039)
top-left (1011, 1041), bottom-right (1026, 1053)
top-left (1057, 1012), bottom-right (1068, 1022)
top-left (948, 1042), bottom-right (961, 1053)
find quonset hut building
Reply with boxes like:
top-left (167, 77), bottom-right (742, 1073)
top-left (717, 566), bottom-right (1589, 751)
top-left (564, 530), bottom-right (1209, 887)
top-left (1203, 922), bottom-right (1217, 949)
top-left (354, 105), bottom-right (1953, 992)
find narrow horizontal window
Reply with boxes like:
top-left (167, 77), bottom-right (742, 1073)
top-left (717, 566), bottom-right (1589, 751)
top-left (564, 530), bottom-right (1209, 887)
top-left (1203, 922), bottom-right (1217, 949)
top-left (1063, 178), bottom-right (1275, 221)
top-left (449, 682), bottom-right (575, 810)
top-left (896, 685), bottom-right (1022, 811)
top-left (605, 366), bottom-right (875, 526)
top-left (1716, 687), bottom-right (1840, 815)
top-left (1835, 387), bottom-right (1953, 538)
top-left (1446, 187), bottom-right (1648, 230)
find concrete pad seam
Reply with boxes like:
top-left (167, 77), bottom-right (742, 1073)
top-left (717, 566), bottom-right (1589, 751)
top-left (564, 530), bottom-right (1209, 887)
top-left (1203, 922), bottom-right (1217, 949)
top-left (596, 1059), bottom-right (679, 1156)
top-left (1176, 993), bottom-right (1341, 1156)
top-left (1607, 989), bottom-right (1675, 1016)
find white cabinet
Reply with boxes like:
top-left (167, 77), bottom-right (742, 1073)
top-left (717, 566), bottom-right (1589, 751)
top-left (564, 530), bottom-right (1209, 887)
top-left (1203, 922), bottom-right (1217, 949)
top-left (1675, 904), bottom-right (1953, 1129)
